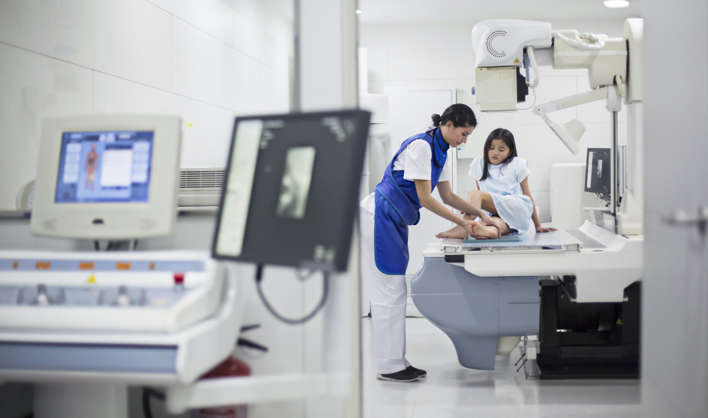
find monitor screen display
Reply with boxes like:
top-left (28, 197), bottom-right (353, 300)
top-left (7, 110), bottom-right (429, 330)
top-left (585, 147), bottom-right (611, 201)
top-left (55, 130), bottom-right (154, 203)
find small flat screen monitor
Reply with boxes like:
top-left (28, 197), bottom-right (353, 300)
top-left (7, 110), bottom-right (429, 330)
top-left (212, 109), bottom-right (371, 272)
top-left (31, 115), bottom-right (181, 239)
top-left (584, 147), bottom-right (611, 202)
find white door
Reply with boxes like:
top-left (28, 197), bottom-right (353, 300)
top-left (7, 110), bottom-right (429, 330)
top-left (642, 1), bottom-right (708, 417)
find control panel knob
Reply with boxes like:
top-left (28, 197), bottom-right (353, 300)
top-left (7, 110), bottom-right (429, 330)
top-left (35, 284), bottom-right (51, 305)
top-left (116, 285), bottom-right (131, 307)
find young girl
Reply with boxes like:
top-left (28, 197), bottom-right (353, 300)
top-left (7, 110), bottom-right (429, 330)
top-left (437, 128), bottom-right (555, 239)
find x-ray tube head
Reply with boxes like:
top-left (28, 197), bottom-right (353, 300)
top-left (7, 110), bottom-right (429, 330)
top-left (471, 19), bottom-right (552, 67)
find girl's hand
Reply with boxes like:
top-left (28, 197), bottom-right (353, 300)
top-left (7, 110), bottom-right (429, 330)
top-left (536, 225), bottom-right (557, 233)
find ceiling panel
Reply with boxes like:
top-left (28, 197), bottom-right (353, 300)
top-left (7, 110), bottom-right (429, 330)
top-left (358, 0), bottom-right (641, 24)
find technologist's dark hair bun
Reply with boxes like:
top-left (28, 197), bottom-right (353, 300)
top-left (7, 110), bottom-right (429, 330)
top-left (431, 113), bottom-right (443, 127)
top-left (430, 104), bottom-right (477, 130)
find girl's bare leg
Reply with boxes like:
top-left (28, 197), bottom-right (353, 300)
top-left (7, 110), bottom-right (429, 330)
top-left (436, 190), bottom-right (498, 239)
top-left (469, 217), bottom-right (510, 239)
top-left (468, 189), bottom-right (483, 211)
top-left (437, 218), bottom-right (510, 240)
top-left (469, 223), bottom-right (499, 239)
top-left (436, 224), bottom-right (468, 239)
top-left (439, 216), bottom-right (511, 240)
top-left (474, 190), bottom-right (499, 214)
top-left (491, 217), bottom-right (511, 235)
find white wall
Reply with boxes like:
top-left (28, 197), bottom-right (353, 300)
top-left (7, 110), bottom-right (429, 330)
top-left (360, 18), bottom-right (630, 274)
top-left (0, 1), bottom-right (301, 417)
top-left (0, 0), bottom-right (292, 210)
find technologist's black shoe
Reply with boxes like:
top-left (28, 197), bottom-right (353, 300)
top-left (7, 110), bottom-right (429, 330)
top-left (405, 365), bottom-right (427, 379)
top-left (377, 367), bottom-right (422, 382)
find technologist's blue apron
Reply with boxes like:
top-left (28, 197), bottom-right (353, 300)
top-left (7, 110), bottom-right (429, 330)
top-left (374, 129), bottom-right (448, 275)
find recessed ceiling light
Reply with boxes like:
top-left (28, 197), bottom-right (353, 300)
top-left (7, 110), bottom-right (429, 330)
top-left (355, 9), bottom-right (363, 15)
top-left (604, 0), bottom-right (630, 8)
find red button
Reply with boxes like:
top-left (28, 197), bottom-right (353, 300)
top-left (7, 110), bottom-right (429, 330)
top-left (173, 273), bottom-right (185, 285)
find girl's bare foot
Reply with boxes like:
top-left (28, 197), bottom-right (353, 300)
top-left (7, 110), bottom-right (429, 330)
top-left (470, 223), bottom-right (501, 239)
top-left (436, 225), bottom-right (468, 239)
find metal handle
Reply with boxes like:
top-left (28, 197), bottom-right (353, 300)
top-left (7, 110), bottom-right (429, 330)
top-left (662, 206), bottom-right (708, 234)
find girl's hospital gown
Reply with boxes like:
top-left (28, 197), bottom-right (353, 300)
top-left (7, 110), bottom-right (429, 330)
top-left (468, 156), bottom-right (534, 234)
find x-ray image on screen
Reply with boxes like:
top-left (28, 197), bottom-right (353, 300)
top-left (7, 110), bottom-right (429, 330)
top-left (277, 146), bottom-right (316, 219)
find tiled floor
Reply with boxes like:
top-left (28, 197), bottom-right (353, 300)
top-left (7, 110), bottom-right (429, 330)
top-left (362, 317), bottom-right (640, 418)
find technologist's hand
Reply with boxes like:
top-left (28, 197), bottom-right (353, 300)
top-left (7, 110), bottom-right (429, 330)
top-left (536, 225), bottom-right (557, 233)
top-left (480, 213), bottom-right (495, 226)
top-left (462, 220), bottom-right (477, 237)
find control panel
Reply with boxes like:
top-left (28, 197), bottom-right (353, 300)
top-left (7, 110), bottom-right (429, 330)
top-left (0, 251), bottom-right (223, 332)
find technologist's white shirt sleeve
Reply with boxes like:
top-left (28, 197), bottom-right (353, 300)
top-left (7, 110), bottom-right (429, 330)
top-left (393, 139), bottom-right (451, 182)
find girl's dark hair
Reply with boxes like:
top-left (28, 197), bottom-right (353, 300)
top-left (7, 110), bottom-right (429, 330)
top-left (429, 103), bottom-right (477, 132)
top-left (481, 128), bottom-right (518, 180)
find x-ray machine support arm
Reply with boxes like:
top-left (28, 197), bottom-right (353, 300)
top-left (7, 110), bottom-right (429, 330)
top-left (532, 85), bottom-right (622, 154)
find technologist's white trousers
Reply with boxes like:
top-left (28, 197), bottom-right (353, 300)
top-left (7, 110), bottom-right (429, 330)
top-left (360, 194), bottom-right (410, 374)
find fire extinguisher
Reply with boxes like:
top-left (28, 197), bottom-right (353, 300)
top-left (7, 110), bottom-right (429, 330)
top-left (193, 356), bottom-right (251, 418)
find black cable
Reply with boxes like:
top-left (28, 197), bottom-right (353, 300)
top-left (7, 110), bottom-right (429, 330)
top-left (141, 387), bottom-right (166, 418)
top-left (240, 324), bottom-right (261, 333)
top-left (254, 264), bottom-right (329, 325)
top-left (144, 387), bottom-right (165, 400)
top-left (237, 337), bottom-right (269, 352)
top-left (141, 388), bottom-right (154, 418)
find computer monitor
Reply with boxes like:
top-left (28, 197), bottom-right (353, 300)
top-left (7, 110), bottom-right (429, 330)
top-left (31, 115), bottom-right (181, 239)
top-left (212, 109), bottom-right (371, 272)
top-left (584, 147), bottom-right (611, 202)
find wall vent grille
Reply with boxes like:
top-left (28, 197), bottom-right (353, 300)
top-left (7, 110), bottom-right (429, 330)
top-left (179, 169), bottom-right (224, 190)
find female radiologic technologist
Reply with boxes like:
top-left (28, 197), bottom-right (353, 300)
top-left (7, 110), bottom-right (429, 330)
top-left (361, 103), bottom-right (493, 382)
